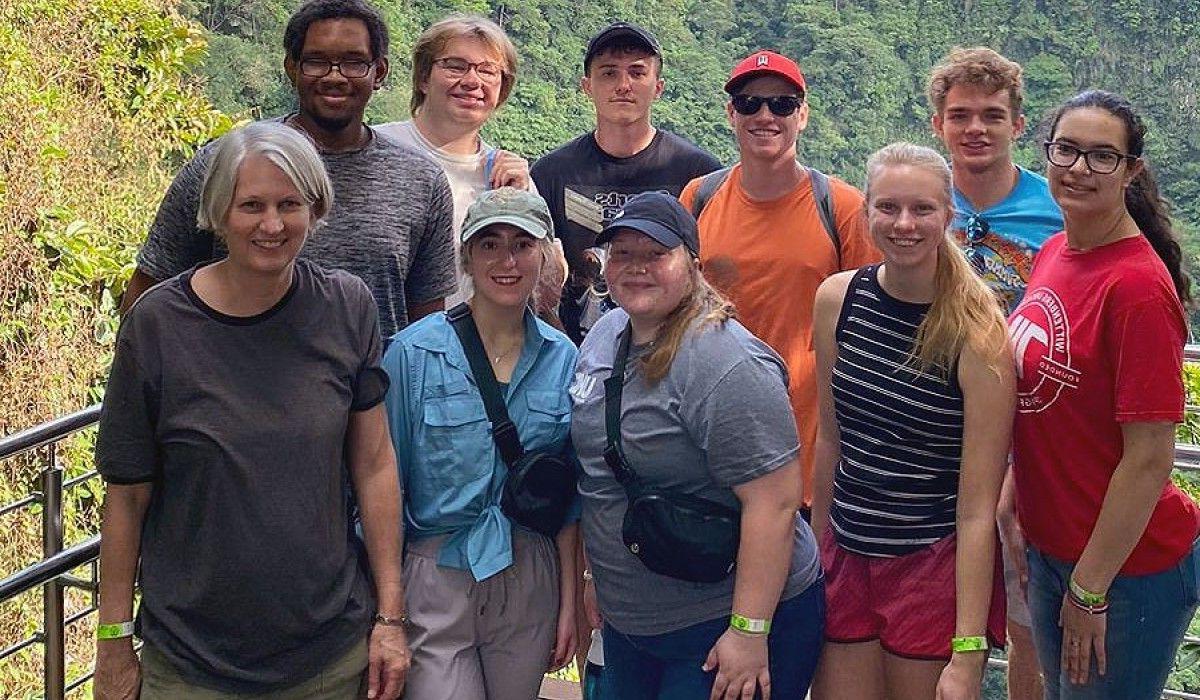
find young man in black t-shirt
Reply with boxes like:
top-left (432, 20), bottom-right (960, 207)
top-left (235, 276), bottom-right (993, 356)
top-left (531, 22), bottom-right (721, 343)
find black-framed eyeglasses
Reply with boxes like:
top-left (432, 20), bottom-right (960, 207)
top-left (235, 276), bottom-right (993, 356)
top-left (433, 57), bottom-right (505, 84)
top-left (731, 94), bottom-right (804, 117)
top-left (1043, 141), bottom-right (1134, 175)
top-left (964, 213), bottom-right (990, 273)
top-left (299, 58), bottom-right (374, 79)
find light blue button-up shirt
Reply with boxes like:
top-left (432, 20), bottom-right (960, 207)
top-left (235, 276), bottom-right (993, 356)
top-left (382, 309), bottom-right (577, 581)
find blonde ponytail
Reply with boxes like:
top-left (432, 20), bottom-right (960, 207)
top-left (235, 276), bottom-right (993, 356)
top-left (865, 143), bottom-right (1008, 376)
top-left (913, 236), bottom-right (1008, 374)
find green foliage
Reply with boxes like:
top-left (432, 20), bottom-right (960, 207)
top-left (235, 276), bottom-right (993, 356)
top-left (1, 0), bottom-right (228, 691)
top-left (1180, 364), bottom-right (1200, 445)
top-left (4, 0), bottom-right (1200, 694)
top-left (178, 0), bottom-right (1200, 251)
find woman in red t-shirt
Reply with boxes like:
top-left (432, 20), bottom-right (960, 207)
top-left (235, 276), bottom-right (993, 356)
top-left (1006, 90), bottom-right (1200, 699)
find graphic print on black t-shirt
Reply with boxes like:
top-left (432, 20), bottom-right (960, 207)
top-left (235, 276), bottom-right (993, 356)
top-left (532, 130), bottom-right (722, 341)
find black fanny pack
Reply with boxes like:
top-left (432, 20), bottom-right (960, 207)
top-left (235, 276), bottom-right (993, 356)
top-left (603, 322), bottom-right (740, 583)
top-left (448, 303), bottom-right (576, 537)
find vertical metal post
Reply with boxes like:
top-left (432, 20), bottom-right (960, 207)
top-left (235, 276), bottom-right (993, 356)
top-left (42, 443), bottom-right (65, 700)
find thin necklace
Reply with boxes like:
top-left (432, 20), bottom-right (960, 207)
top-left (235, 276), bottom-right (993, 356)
top-left (490, 336), bottom-right (522, 365)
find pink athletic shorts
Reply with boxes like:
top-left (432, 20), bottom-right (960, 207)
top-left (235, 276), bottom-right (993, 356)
top-left (820, 528), bottom-right (1007, 660)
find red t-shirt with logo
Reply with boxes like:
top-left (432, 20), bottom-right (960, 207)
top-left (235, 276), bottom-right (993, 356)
top-left (1010, 232), bottom-right (1198, 575)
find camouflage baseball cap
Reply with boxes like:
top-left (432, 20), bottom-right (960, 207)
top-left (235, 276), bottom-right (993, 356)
top-left (461, 187), bottom-right (554, 243)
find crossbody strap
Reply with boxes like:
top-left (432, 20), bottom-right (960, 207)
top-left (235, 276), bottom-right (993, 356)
top-left (601, 322), bottom-right (636, 483)
top-left (447, 303), bottom-right (525, 466)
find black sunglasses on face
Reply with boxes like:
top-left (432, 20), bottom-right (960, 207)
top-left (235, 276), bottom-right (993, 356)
top-left (731, 94), bottom-right (804, 117)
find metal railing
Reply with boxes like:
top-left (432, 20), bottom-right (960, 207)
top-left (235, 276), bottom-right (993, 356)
top-left (0, 405), bottom-right (102, 699)
top-left (8, 344), bottom-right (1200, 699)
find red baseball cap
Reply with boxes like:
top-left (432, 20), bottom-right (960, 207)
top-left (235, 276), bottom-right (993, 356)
top-left (724, 50), bottom-right (807, 95)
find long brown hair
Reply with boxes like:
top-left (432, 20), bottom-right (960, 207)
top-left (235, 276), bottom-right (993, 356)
top-left (641, 259), bottom-right (735, 384)
top-left (1047, 90), bottom-right (1192, 306)
top-left (865, 143), bottom-right (1009, 375)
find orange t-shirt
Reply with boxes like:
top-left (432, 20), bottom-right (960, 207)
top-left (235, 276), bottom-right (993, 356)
top-left (680, 164), bottom-right (881, 504)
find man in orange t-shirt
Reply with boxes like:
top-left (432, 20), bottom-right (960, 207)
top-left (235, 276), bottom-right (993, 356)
top-left (680, 50), bottom-right (879, 510)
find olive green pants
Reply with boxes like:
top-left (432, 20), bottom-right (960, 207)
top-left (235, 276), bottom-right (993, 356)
top-left (140, 635), bottom-right (367, 699)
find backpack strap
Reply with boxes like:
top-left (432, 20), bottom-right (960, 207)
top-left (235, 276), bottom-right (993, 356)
top-left (692, 164), bottom-right (842, 269)
top-left (806, 167), bottom-right (841, 269)
top-left (689, 167), bottom-right (732, 221)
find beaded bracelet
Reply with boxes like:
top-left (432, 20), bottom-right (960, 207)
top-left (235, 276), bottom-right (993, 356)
top-left (1068, 576), bottom-right (1107, 607)
top-left (1066, 591), bottom-right (1110, 615)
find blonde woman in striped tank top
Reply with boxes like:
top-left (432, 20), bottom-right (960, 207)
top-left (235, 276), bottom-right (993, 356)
top-left (809, 143), bottom-right (1015, 700)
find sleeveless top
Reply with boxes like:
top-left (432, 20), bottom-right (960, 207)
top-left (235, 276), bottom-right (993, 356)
top-left (830, 265), bottom-right (964, 557)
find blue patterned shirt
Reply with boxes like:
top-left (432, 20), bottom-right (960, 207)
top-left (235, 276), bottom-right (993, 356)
top-left (952, 166), bottom-right (1064, 314)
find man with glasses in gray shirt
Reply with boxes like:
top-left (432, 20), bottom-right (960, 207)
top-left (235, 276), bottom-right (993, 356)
top-left (122, 0), bottom-right (457, 336)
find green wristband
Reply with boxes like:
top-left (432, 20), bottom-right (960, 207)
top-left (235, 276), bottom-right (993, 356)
top-left (951, 635), bottom-right (988, 653)
top-left (97, 621), bottom-right (135, 640)
top-left (1068, 576), bottom-right (1107, 606)
top-left (730, 613), bottom-right (771, 635)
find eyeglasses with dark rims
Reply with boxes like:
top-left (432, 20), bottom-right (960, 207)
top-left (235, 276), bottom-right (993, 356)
top-left (433, 57), bottom-right (505, 84)
top-left (1043, 141), bottom-right (1134, 175)
top-left (298, 58), bottom-right (375, 79)
top-left (730, 94), bottom-right (804, 117)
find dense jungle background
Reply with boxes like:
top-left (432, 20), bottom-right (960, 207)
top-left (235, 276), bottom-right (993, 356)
top-left (3, 0), bottom-right (1200, 695)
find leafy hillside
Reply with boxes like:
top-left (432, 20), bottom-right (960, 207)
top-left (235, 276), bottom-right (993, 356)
top-left (187, 0), bottom-right (1200, 247)
top-left (1, 0), bottom-right (1199, 694)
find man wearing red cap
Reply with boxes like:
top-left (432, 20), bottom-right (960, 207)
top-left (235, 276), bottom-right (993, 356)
top-left (681, 50), bottom-right (879, 515)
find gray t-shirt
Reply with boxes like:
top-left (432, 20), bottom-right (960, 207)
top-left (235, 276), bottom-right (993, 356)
top-left (137, 116), bottom-right (457, 337)
top-left (95, 259), bottom-right (387, 693)
top-left (571, 309), bottom-right (821, 636)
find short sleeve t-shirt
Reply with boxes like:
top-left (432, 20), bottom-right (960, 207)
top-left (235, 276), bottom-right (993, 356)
top-left (680, 165), bottom-right (881, 504)
top-left (95, 259), bottom-right (387, 692)
top-left (1010, 232), bottom-right (1199, 575)
top-left (570, 308), bottom-right (821, 636)
top-left (531, 130), bottom-right (722, 287)
top-left (137, 116), bottom-right (458, 337)
top-left (952, 167), bottom-right (1063, 314)
top-left (376, 120), bottom-right (540, 306)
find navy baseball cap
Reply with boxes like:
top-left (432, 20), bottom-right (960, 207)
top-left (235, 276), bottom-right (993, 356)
top-left (584, 22), bottom-right (661, 73)
top-left (597, 192), bottom-right (700, 257)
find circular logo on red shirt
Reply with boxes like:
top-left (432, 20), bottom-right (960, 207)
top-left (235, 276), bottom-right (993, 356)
top-left (1009, 287), bottom-right (1080, 412)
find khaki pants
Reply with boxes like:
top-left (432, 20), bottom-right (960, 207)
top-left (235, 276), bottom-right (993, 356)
top-left (403, 530), bottom-right (560, 700)
top-left (140, 636), bottom-right (367, 699)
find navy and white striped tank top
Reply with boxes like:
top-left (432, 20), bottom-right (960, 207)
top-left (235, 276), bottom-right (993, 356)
top-left (830, 265), bottom-right (963, 558)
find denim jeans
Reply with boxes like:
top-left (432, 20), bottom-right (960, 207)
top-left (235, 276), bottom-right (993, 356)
top-left (1026, 541), bottom-right (1200, 699)
top-left (601, 579), bottom-right (825, 700)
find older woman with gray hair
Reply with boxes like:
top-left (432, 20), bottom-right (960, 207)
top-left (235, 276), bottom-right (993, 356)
top-left (93, 122), bottom-right (410, 700)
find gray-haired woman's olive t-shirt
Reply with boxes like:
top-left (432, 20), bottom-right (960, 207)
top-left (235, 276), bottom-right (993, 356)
top-left (95, 259), bottom-right (387, 693)
top-left (571, 308), bottom-right (821, 636)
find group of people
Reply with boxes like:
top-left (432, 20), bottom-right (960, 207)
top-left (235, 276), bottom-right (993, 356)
top-left (88, 1), bottom-right (1200, 699)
